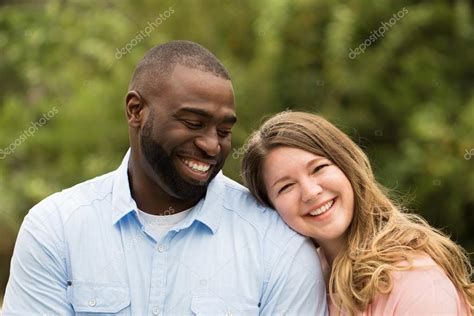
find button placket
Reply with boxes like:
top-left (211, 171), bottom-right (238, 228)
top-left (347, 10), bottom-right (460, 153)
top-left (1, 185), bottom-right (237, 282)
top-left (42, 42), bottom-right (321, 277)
top-left (148, 239), bottom-right (169, 316)
top-left (157, 244), bottom-right (166, 252)
top-left (152, 306), bottom-right (160, 315)
top-left (88, 298), bottom-right (97, 307)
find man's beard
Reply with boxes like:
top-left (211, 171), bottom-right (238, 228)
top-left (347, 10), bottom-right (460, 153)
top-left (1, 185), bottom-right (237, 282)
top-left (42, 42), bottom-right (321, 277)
top-left (140, 117), bottom-right (221, 201)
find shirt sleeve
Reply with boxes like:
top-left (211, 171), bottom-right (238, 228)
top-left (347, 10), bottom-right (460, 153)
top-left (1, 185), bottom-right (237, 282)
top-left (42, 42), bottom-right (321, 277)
top-left (2, 204), bottom-right (74, 315)
top-left (259, 236), bottom-right (328, 316)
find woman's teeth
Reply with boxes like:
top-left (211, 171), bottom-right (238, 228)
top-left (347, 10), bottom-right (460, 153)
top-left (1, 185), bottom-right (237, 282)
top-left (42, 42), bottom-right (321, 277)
top-left (181, 158), bottom-right (211, 173)
top-left (309, 199), bottom-right (335, 216)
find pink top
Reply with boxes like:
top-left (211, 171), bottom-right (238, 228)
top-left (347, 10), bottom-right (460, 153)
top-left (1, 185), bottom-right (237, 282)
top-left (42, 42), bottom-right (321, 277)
top-left (329, 256), bottom-right (471, 315)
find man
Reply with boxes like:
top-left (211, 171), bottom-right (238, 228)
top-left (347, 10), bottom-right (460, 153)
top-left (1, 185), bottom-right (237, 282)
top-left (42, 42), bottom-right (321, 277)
top-left (3, 40), bottom-right (327, 315)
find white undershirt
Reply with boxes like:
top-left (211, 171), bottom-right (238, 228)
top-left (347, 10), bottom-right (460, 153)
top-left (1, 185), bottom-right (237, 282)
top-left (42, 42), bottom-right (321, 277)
top-left (137, 208), bottom-right (192, 240)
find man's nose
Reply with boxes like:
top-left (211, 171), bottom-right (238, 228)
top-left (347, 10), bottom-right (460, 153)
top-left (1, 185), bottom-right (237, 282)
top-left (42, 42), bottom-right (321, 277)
top-left (301, 178), bottom-right (323, 204)
top-left (194, 129), bottom-right (221, 157)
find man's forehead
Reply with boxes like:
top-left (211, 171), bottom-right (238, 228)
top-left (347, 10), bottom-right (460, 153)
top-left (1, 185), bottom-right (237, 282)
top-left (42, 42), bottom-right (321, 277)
top-left (163, 65), bottom-right (233, 99)
top-left (169, 63), bottom-right (231, 85)
top-left (139, 63), bottom-right (231, 96)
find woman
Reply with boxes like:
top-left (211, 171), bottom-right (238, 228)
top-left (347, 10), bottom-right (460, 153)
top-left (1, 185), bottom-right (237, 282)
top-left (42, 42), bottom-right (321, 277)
top-left (241, 111), bottom-right (473, 315)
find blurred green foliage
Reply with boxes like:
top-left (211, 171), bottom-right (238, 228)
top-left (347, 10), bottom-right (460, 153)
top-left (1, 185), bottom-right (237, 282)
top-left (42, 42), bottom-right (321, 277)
top-left (0, 0), bottom-right (473, 295)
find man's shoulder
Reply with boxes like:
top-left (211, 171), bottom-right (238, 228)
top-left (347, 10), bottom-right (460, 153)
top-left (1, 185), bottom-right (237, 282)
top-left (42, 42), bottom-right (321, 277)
top-left (217, 176), bottom-right (321, 286)
top-left (27, 170), bottom-right (116, 222)
top-left (218, 175), bottom-right (302, 242)
top-left (219, 174), bottom-right (280, 220)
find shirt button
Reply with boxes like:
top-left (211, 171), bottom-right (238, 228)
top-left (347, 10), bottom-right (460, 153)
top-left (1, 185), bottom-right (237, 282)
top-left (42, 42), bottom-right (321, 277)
top-left (152, 306), bottom-right (160, 315)
top-left (157, 244), bottom-right (166, 252)
top-left (88, 298), bottom-right (97, 307)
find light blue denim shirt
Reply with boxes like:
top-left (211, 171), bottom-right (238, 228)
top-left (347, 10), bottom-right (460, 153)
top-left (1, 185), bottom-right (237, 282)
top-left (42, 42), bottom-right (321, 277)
top-left (3, 150), bottom-right (327, 315)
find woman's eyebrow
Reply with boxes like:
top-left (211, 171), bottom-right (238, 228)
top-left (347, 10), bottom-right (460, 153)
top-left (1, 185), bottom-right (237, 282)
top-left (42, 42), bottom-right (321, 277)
top-left (272, 175), bottom-right (291, 188)
top-left (306, 157), bottom-right (326, 168)
top-left (271, 157), bottom-right (327, 187)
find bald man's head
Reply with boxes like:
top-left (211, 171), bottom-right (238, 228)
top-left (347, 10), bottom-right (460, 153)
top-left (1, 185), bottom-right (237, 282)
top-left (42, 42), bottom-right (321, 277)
top-left (128, 40), bottom-right (231, 96)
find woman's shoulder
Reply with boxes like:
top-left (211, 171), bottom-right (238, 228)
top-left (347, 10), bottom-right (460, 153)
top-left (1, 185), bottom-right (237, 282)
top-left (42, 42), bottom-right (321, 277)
top-left (389, 253), bottom-right (441, 280)
top-left (393, 252), bottom-right (437, 268)
top-left (391, 254), bottom-right (453, 292)
top-left (329, 254), bottom-right (471, 315)
top-left (370, 253), bottom-right (471, 315)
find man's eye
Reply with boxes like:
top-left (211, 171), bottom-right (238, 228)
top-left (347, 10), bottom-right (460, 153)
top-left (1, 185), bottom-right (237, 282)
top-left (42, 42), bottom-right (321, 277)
top-left (218, 130), bottom-right (232, 137)
top-left (312, 164), bottom-right (330, 174)
top-left (278, 183), bottom-right (294, 194)
top-left (183, 121), bottom-right (202, 129)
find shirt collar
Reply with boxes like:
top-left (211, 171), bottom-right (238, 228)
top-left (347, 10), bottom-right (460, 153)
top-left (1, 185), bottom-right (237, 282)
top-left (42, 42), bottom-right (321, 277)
top-left (111, 148), bottom-right (138, 225)
top-left (175, 172), bottom-right (226, 234)
top-left (111, 149), bottom-right (226, 234)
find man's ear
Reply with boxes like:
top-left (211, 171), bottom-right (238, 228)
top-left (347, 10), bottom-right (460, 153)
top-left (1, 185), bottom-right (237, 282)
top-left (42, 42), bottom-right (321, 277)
top-left (126, 90), bottom-right (145, 128)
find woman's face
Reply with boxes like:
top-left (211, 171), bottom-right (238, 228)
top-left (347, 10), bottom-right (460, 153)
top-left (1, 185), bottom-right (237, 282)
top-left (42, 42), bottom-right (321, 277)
top-left (262, 146), bottom-right (354, 246)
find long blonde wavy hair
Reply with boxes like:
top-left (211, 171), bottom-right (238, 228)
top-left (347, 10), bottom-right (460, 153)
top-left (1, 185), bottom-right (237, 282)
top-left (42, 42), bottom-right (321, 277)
top-left (241, 111), bottom-right (473, 315)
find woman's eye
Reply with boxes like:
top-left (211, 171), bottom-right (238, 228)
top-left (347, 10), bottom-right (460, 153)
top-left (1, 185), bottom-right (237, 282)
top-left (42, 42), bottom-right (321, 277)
top-left (278, 183), bottom-right (294, 194)
top-left (312, 164), bottom-right (330, 174)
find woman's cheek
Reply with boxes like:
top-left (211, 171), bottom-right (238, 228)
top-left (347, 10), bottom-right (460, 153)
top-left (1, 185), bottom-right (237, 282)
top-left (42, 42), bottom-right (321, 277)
top-left (276, 194), bottom-right (299, 219)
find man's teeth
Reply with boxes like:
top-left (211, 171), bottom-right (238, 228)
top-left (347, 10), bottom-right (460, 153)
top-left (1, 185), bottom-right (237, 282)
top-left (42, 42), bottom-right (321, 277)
top-left (181, 158), bottom-right (211, 173)
top-left (309, 199), bottom-right (334, 216)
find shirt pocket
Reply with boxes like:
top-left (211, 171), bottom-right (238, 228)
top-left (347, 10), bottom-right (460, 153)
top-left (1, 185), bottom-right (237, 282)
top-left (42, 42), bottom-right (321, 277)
top-left (190, 295), bottom-right (259, 316)
top-left (67, 281), bottom-right (130, 315)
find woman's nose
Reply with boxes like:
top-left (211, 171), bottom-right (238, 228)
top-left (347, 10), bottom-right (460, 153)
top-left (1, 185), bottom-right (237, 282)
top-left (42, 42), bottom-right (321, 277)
top-left (301, 179), bottom-right (323, 204)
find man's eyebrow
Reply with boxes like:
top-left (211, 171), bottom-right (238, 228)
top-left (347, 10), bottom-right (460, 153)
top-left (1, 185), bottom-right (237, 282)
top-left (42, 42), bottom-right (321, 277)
top-left (177, 107), bottom-right (237, 124)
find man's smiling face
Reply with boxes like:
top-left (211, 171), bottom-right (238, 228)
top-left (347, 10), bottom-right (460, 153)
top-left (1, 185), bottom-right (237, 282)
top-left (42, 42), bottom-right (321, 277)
top-left (138, 64), bottom-right (236, 200)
